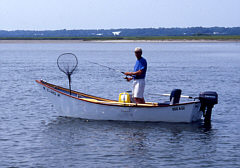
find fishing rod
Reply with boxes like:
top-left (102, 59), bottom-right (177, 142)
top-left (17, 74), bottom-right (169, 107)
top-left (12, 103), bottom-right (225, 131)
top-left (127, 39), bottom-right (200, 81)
top-left (88, 61), bottom-right (125, 75)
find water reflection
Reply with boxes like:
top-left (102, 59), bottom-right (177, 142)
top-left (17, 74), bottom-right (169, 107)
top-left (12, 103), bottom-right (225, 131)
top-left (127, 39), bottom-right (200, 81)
top-left (40, 117), bottom-right (216, 167)
top-left (43, 117), bottom-right (214, 141)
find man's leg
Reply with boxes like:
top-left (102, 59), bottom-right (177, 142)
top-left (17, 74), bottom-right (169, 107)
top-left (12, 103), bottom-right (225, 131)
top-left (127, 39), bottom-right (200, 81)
top-left (134, 98), bottom-right (145, 104)
top-left (133, 79), bottom-right (145, 104)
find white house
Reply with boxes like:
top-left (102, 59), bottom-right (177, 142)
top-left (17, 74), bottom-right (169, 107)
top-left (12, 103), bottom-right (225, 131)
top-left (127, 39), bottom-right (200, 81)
top-left (112, 31), bottom-right (121, 36)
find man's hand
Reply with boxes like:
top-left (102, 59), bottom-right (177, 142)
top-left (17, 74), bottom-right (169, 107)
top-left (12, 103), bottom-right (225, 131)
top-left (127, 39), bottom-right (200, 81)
top-left (125, 77), bottom-right (133, 82)
top-left (124, 72), bottom-right (131, 76)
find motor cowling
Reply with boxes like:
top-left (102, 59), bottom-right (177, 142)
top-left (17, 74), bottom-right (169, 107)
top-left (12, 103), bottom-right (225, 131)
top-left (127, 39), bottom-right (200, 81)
top-left (199, 91), bottom-right (218, 123)
top-left (170, 89), bottom-right (182, 105)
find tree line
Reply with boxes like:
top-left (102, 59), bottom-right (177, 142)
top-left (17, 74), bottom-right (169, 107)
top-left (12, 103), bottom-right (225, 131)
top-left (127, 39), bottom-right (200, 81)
top-left (0, 27), bottom-right (240, 38)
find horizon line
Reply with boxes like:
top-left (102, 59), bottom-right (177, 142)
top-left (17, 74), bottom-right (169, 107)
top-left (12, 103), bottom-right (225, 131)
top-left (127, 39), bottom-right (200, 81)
top-left (1, 26), bottom-right (240, 31)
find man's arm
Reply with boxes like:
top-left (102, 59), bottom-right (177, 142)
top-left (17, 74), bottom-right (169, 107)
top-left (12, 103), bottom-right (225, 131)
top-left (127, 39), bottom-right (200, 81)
top-left (124, 70), bottom-right (142, 76)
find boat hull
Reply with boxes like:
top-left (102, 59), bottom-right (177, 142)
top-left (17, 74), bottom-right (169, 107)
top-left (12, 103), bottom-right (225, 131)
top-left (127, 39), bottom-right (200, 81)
top-left (37, 80), bottom-right (203, 123)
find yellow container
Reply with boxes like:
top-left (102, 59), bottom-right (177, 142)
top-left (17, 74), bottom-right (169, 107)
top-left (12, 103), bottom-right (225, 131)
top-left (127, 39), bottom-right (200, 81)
top-left (119, 92), bottom-right (131, 103)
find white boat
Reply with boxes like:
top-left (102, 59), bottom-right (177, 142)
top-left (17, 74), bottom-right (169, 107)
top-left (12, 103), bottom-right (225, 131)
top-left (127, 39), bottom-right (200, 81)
top-left (36, 80), bottom-right (218, 123)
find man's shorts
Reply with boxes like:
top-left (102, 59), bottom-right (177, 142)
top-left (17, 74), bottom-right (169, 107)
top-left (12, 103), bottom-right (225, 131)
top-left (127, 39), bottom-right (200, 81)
top-left (132, 79), bottom-right (145, 98)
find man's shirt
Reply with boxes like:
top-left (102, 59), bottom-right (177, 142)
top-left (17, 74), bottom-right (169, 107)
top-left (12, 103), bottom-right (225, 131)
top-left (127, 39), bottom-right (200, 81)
top-left (133, 57), bottom-right (147, 79)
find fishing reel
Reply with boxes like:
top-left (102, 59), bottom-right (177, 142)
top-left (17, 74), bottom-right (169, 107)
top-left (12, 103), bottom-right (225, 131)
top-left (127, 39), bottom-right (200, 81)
top-left (123, 74), bottom-right (133, 82)
top-left (125, 76), bottom-right (132, 82)
top-left (122, 72), bottom-right (133, 81)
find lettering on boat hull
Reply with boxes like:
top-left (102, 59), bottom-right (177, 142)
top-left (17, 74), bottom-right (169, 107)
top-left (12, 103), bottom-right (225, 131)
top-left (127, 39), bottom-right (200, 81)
top-left (44, 87), bottom-right (60, 97)
top-left (172, 106), bottom-right (185, 111)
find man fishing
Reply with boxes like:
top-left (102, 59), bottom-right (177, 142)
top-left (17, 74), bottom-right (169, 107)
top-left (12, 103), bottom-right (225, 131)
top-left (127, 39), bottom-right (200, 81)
top-left (124, 47), bottom-right (147, 104)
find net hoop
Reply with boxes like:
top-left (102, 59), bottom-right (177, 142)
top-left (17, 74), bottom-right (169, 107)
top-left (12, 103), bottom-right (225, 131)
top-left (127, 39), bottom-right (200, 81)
top-left (57, 53), bottom-right (78, 76)
top-left (57, 53), bottom-right (78, 95)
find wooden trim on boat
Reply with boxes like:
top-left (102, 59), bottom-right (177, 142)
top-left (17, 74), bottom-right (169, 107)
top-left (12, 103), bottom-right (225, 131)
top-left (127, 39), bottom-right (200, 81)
top-left (36, 80), bottom-right (198, 108)
top-left (38, 80), bottom-right (115, 102)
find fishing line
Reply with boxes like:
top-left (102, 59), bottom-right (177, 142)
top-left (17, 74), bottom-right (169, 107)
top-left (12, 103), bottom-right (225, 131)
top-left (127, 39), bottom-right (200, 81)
top-left (88, 61), bottom-right (125, 75)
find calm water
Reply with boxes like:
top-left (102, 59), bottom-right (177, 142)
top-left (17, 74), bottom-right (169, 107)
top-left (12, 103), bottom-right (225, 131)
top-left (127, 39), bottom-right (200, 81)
top-left (0, 42), bottom-right (240, 167)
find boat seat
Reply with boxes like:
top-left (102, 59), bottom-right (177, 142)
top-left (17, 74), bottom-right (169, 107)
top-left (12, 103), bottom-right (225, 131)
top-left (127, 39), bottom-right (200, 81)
top-left (158, 101), bottom-right (170, 106)
top-left (80, 98), bottom-right (100, 102)
top-left (80, 98), bottom-right (159, 107)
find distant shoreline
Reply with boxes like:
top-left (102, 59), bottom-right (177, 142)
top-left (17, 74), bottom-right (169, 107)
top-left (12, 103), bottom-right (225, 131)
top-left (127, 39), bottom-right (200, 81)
top-left (1, 35), bottom-right (240, 42)
top-left (1, 35), bottom-right (240, 43)
top-left (1, 39), bottom-right (240, 43)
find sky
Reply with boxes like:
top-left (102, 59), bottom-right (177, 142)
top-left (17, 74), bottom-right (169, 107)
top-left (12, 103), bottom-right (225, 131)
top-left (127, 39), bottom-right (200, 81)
top-left (0, 0), bottom-right (240, 30)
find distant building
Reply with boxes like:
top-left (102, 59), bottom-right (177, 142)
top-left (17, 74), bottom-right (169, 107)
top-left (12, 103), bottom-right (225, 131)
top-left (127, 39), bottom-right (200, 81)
top-left (33, 33), bottom-right (44, 36)
top-left (112, 31), bottom-right (121, 36)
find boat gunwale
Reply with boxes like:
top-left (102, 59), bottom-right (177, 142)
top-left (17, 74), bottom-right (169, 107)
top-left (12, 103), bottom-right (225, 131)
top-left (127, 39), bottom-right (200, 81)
top-left (36, 80), bottom-right (199, 108)
top-left (38, 80), bottom-right (114, 102)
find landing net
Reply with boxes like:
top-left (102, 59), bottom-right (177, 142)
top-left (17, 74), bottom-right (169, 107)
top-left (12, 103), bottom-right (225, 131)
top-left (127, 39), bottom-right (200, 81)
top-left (57, 53), bottom-right (78, 95)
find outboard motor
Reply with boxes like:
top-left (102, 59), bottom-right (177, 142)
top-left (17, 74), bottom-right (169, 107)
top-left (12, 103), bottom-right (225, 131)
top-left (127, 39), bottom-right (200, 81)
top-left (170, 89), bottom-right (182, 105)
top-left (199, 91), bottom-right (218, 123)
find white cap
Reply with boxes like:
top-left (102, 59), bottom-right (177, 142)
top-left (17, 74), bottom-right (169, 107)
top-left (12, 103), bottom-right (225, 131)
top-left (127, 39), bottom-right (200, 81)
top-left (135, 47), bottom-right (142, 52)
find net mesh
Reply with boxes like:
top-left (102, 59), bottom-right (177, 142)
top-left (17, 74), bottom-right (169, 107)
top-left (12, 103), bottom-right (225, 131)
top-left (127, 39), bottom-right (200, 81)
top-left (57, 53), bottom-right (78, 76)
